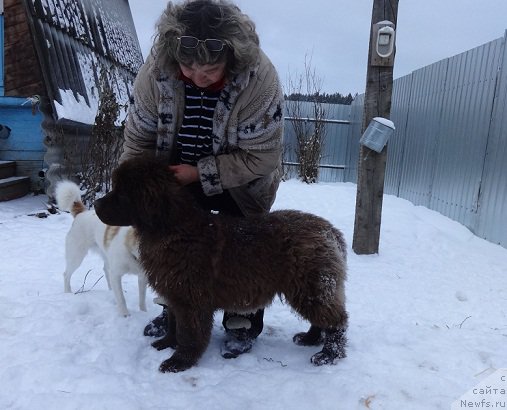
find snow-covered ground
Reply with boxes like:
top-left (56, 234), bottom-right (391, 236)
top-left (1, 180), bottom-right (506, 410)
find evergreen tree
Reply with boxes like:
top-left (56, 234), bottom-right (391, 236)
top-left (285, 91), bottom-right (355, 105)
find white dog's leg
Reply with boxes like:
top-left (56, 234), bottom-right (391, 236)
top-left (63, 243), bottom-right (89, 293)
top-left (103, 261), bottom-right (112, 290)
top-left (138, 273), bottom-right (148, 312)
top-left (63, 271), bottom-right (72, 293)
top-left (109, 270), bottom-right (129, 317)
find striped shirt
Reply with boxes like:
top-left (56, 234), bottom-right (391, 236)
top-left (177, 83), bottom-right (221, 165)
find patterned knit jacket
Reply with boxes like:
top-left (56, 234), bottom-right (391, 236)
top-left (120, 50), bottom-right (284, 216)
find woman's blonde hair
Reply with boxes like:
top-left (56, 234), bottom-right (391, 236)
top-left (151, 0), bottom-right (260, 77)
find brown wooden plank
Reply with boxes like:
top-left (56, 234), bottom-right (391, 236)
top-left (4, 0), bottom-right (45, 97)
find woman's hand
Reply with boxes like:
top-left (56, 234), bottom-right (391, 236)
top-left (168, 164), bottom-right (199, 185)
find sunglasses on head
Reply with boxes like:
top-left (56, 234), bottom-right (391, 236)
top-left (177, 36), bottom-right (226, 52)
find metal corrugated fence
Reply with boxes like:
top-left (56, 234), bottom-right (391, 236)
top-left (475, 34), bottom-right (507, 246)
top-left (283, 101), bottom-right (351, 182)
top-left (286, 31), bottom-right (507, 248)
top-left (376, 33), bottom-right (507, 247)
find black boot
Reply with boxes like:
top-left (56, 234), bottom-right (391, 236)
top-left (220, 309), bottom-right (264, 359)
top-left (143, 306), bottom-right (169, 337)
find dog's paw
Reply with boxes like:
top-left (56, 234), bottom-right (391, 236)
top-left (151, 335), bottom-right (178, 351)
top-left (293, 331), bottom-right (324, 346)
top-left (310, 350), bottom-right (336, 366)
top-left (310, 345), bottom-right (346, 366)
top-left (159, 355), bottom-right (194, 373)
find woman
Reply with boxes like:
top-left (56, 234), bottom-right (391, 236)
top-left (121, 0), bottom-right (284, 358)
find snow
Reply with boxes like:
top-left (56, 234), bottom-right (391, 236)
top-left (1, 180), bottom-right (507, 409)
top-left (35, 0), bottom-right (142, 125)
top-left (0, 176), bottom-right (29, 184)
top-left (53, 89), bottom-right (100, 126)
top-left (373, 117), bottom-right (395, 129)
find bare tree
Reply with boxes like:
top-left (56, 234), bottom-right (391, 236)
top-left (285, 56), bottom-right (327, 183)
top-left (80, 67), bottom-right (126, 205)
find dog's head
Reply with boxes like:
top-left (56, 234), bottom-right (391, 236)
top-left (94, 157), bottom-right (186, 231)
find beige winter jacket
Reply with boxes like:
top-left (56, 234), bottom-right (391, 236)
top-left (120, 50), bottom-right (284, 216)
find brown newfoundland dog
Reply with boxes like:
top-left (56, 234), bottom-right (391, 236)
top-left (94, 157), bottom-right (348, 373)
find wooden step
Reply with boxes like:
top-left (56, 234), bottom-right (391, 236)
top-left (0, 176), bottom-right (31, 202)
top-left (0, 161), bottom-right (16, 179)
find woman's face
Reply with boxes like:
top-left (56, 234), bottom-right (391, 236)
top-left (179, 62), bottom-right (226, 88)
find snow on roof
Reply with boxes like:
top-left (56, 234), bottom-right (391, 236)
top-left (27, 0), bottom-right (143, 125)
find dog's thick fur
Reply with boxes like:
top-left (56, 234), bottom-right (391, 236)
top-left (56, 181), bottom-right (148, 316)
top-left (94, 157), bottom-right (348, 372)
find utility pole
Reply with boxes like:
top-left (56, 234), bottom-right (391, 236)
top-left (352, 0), bottom-right (399, 255)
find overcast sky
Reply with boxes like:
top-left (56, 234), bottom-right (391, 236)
top-left (128, 0), bottom-right (507, 95)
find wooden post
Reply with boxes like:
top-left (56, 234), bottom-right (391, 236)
top-left (352, 0), bottom-right (399, 255)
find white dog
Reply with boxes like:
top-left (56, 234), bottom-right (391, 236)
top-left (55, 181), bottom-right (147, 316)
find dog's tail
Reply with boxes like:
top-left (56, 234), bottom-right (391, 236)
top-left (55, 180), bottom-right (86, 217)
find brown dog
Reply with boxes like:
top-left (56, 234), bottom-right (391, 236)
top-left (94, 157), bottom-right (348, 373)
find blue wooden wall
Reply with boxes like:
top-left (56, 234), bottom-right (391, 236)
top-left (0, 97), bottom-right (45, 186)
top-left (1, 12), bottom-right (45, 189)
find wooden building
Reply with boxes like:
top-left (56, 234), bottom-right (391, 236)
top-left (0, 0), bottom-right (143, 199)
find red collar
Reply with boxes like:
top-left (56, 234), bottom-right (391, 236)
top-left (179, 71), bottom-right (226, 92)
